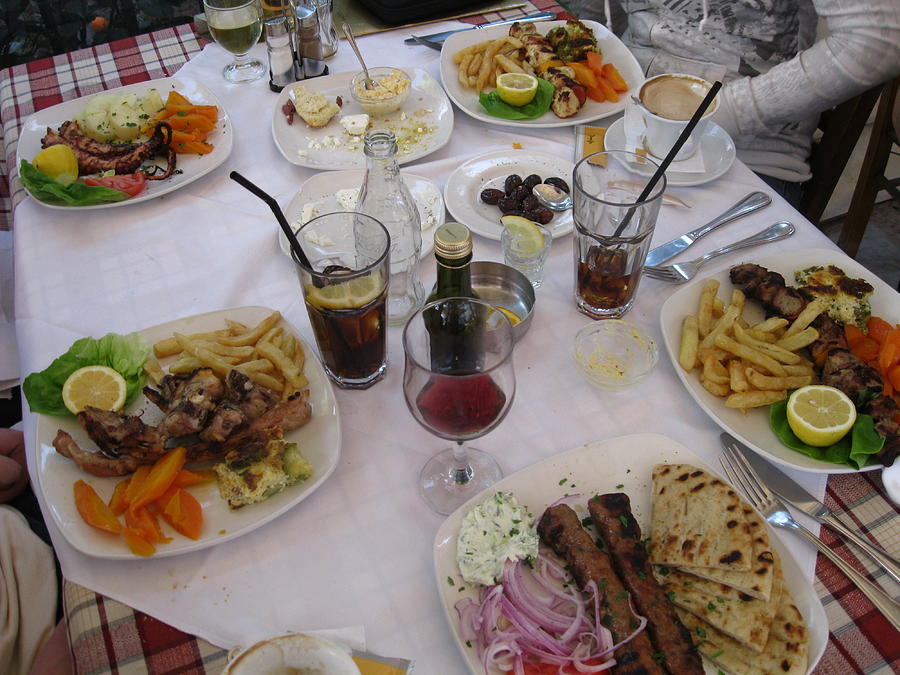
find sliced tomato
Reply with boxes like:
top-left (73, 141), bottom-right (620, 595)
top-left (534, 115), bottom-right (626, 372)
top-left (84, 172), bottom-right (147, 197)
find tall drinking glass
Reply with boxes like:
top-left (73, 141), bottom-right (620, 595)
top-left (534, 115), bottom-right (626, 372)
top-left (573, 151), bottom-right (666, 319)
top-left (293, 212), bottom-right (390, 389)
top-left (403, 298), bottom-right (516, 515)
top-left (204, 0), bottom-right (266, 83)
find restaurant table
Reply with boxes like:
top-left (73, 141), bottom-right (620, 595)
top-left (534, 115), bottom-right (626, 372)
top-left (3, 5), bottom-right (898, 674)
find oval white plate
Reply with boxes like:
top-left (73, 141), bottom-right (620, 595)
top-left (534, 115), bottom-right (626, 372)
top-left (278, 169), bottom-right (444, 260)
top-left (434, 433), bottom-right (826, 675)
top-left (439, 20), bottom-right (643, 129)
top-left (16, 76), bottom-right (232, 210)
top-left (444, 149), bottom-right (575, 241)
top-left (659, 248), bottom-right (899, 473)
top-left (35, 306), bottom-right (341, 559)
top-left (271, 68), bottom-right (453, 169)
top-left (604, 117), bottom-right (736, 187)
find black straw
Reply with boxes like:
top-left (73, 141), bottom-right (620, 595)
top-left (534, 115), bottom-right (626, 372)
top-left (613, 80), bottom-right (722, 237)
top-left (229, 171), bottom-right (312, 268)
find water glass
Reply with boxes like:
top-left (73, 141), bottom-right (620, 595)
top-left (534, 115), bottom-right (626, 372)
top-left (204, 0), bottom-right (266, 83)
top-left (292, 212), bottom-right (390, 389)
top-left (501, 223), bottom-right (552, 288)
top-left (573, 151), bottom-right (666, 319)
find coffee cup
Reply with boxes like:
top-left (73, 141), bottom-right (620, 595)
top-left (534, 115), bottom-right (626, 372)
top-left (637, 73), bottom-right (717, 161)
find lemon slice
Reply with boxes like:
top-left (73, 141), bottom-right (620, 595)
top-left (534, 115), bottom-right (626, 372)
top-left (32, 145), bottom-right (79, 186)
top-left (496, 306), bottom-right (521, 326)
top-left (305, 270), bottom-right (384, 310)
top-left (496, 73), bottom-right (539, 107)
top-left (501, 215), bottom-right (547, 254)
top-left (786, 385), bottom-right (856, 447)
top-left (62, 365), bottom-right (127, 415)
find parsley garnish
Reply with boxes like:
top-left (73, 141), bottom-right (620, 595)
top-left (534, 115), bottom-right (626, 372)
top-left (447, 577), bottom-right (454, 586)
top-left (637, 570), bottom-right (646, 579)
top-left (667, 591), bottom-right (675, 602)
top-left (707, 601), bottom-right (717, 611)
top-left (711, 651), bottom-right (724, 659)
top-left (616, 484), bottom-right (624, 489)
top-left (696, 626), bottom-right (707, 638)
top-left (619, 515), bottom-right (629, 526)
top-left (652, 652), bottom-right (665, 664)
top-left (558, 478), bottom-right (567, 485)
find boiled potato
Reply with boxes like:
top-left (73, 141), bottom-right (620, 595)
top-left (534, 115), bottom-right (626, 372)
top-left (108, 93), bottom-right (143, 141)
top-left (141, 88), bottom-right (164, 117)
top-left (79, 95), bottom-right (117, 142)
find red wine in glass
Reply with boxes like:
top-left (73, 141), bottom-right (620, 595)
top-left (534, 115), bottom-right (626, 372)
top-left (416, 373), bottom-right (507, 437)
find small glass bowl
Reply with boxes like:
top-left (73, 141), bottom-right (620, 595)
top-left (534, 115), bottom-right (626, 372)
top-left (349, 67), bottom-right (411, 115)
top-left (573, 320), bottom-right (659, 391)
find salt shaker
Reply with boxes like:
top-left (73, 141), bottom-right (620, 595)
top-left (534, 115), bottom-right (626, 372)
top-left (265, 16), bottom-right (294, 92)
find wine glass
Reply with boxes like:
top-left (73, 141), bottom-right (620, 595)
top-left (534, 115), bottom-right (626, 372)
top-left (203, 0), bottom-right (266, 83)
top-left (402, 298), bottom-right (516, 515)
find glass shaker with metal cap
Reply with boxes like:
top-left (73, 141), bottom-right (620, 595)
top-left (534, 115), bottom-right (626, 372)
top-left (265, 15), bottom-right (294, 91)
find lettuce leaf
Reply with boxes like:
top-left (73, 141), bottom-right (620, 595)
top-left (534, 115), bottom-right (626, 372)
top-left (478, 78), bottom-right (555, 120)
top-left (19, 160), bottom-right (130, 207)
top-left (23, 333), bottom-right (150, 416)
top-left (769, 398), bottom-right (884, 469)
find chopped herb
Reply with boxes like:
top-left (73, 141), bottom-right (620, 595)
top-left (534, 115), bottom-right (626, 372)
top-left (695, 626), bottom-right (707, 638)
top-left (626, 468), bottom-right (631, 473)
top-left (512, 519), bottom-right (521, 524)
top-left (658, 566), bottom-right (671, 576)
top-left (683, 581), bottom-right (692, 586)
top-left (559, 478), bottom-right (567, 485)
top-left (667, 591), bottom-right (675, 602)
top-left (458, 587), bottom-right (465, 592)
top-left (652, 652), bottom-right (665, 664)
top-left (616, 484), bottom-right (624, 489)
top-left (615, 590), bottom-right (628, 600)
top-left (711, 651), bottom-right (724, 659)
top-left (716, 597), bottom-right (725, 603)
top-left (637, 570), bottom-right (646, 579)
top-left (619, 515), bottom-right (629, 527)
top-left (582, 516), bottom-right (593, 527)
top-left (707, 601), bottom-right (717, 611)
top-left (465, 640), bottom-right (472, 648)
top-left (601, 614), bottom-right (613, 627)
top-left (509, 527), bottom-right (520, 536)
top-left (447, 577), bottom-right (454, 586)
top-left (599, 578), bottom-right (609, 589)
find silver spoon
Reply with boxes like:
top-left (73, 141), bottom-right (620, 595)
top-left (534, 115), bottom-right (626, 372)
top-left (532, 183), bottom-right (572, 211)
top-left (341, 22), bottom-right (374, 89)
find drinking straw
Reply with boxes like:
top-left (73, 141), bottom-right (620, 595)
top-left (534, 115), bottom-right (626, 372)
top-left (613, 80), bottom-right (722, 237)
top-left (229, 171), bottom-right (312, 268)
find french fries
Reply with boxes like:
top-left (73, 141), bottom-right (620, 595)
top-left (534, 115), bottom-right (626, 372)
top-left (678, 277), bottom-right (820, 412)
top-left (151, 311), bottom-right (308, 398)
top-left (452, 36), bottom-right (525, 91)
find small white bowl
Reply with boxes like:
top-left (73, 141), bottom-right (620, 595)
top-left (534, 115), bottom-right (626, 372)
top-left (222, 633), bottom-right (360, 674)
top-left (573, 320), bottom-right (658, 390)
top-left (350, 67), bottom-right (411, 115)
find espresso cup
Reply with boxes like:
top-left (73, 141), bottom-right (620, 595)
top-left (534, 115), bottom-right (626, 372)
top-left (638, 73), bottom-right (717, 161)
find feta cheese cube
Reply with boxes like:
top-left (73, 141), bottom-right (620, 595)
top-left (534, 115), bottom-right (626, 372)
top-left (335, 188), bottom-right (360, 211)
top-left (300, 202), bottom-right (318, 224)
top-left (340, 114), bottom-right (370, 136)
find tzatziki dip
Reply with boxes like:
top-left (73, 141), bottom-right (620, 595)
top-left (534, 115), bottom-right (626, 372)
top-left (456, 491), bottom-right (539, 586)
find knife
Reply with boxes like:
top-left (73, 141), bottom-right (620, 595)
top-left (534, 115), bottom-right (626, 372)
top-left (404, 11), bottom-right (556, 49)
top-left (721, 433), bottom-right (900, 585)
top-left (644, 191), bottom-right (771, 266)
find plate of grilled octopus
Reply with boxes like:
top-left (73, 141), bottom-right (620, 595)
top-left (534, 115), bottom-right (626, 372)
top-left (16, 76), bottom-right (232, 210)
top-left (659, 248), bottom-right (899, 474)
top-left (439, 19), bottom-right (643, 129)
top-left (34, 306), bottom-right (341, 559)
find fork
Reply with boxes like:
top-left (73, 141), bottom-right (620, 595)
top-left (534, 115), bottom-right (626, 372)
top-left (643, 221), bottom-right (794, 283)
top-left (720, 445), bottom-right (900, 631)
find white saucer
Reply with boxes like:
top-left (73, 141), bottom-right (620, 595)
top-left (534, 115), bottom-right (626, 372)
top-left (604, 117), bottom-right (736, 187)
top-left (883, 463), bottom-right (900, 505)
top-left (279, 169), bottom-right (443, 260)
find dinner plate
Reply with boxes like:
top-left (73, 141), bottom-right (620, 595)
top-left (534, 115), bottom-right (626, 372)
top-left (17, 76), bottom-right (232, 210)
top-left (271, 68), bottom-right (453, 170)
top-left (34, 306), bottom-right (341, 559)
top-left (604, 117), bottom-right (736, 187)
top-left (439, 20), bottom-right (643, 129)
top-left (433, 433), bottom-right (827, 675)
top-left (444, 149), bottom-right (575, 241)
top-left (659, 248), bottom-right (899, 473)
top-left (278, 169), bottom-right (444, 260)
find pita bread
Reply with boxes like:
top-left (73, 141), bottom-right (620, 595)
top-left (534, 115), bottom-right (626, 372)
top-left (676, 581), bottom-right (808, 675)
top-left (656, 564), bottom-right (781, 652)
top-left (650, 464), bottom-right (753, 571)
top-left (674, 506), bottom-right (775, 601)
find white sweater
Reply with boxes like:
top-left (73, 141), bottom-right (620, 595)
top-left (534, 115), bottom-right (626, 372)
top-left (590, 0), bottom-right (900, 182)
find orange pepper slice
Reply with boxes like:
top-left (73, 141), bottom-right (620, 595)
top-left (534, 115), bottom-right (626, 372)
top-left (122, 527), bottom-right (155, 557)
top-left (160, 488), bottom-right (204, 540)
top-left (129, 446), bottom-right (186, 513)
top-left (74, 480), bottom-right (122, 534)
top-left (601, 63), bottom-right (629, 92)
top-left (107, 476), bottom-right (131, 516)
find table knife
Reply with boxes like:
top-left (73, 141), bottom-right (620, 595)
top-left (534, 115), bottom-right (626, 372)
top-left (404, 11), bottom-right (556, 48)
top-left (722, 433), bottom-right (900, 585)
top-left (644, 191), bottom-right (771, 266)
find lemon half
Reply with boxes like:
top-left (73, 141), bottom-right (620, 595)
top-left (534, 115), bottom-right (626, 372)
top-left (496, 73), bottom-right (539, 107)
top-left (786, 385), bottom-right (856, 447)
top-left (32, 144), bottom-right (79, 186)
top-left (62, 365), bottom-right (127, 415)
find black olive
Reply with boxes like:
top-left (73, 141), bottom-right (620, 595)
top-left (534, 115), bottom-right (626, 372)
top-left (504, 174), bottom-right (523, 195)
top-left (513, 185), bottom-right (531, 202)
top-left (497, 197), bottom-right (519, 213)
top-left (532, 207), bottom-right (554, 224)
top-left (502, 209), bottom-right (526, 218)
top-left (544, 177), bottom-right (570, 193)
top-left (522, 174), bottom-right (542, 191)
top-left (521, 195), bottom-right (540, 211)
top-left (480, 188), bottom-right (505, 205)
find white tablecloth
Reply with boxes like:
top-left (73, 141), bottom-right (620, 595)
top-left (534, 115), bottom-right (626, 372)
top-left (15, 22), bottom-right (837, 670)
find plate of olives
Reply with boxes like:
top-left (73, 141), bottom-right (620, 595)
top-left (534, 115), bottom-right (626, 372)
top-left (443, 149), bottom-right (575, 241)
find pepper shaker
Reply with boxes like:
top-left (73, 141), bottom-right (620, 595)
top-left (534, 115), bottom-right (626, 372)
top-left (265, 16), bottom-right (294, 92)
top-left (291, 0), bottom-right (327, 80)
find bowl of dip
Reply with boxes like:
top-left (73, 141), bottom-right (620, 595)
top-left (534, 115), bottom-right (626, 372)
top-left (573, 320), bottom-right (658, 390)
top-left (350, 67), bottom-right (411, 115)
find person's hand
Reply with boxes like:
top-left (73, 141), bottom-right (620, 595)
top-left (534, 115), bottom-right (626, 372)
top-left (0, 428), bottom-right (28, 502)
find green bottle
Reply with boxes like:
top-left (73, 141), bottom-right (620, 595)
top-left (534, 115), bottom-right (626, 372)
top-left (425, 223), bottom-right (482, 373)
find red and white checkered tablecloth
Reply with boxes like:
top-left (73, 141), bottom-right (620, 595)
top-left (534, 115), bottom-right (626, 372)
top-left (3, 9), bottom-right (898, 675)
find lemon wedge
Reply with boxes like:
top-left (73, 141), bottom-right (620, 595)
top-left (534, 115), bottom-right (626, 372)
top-left (496, 306), bottom-right (521, 326)
top-left (496, 73), bottom-right (539, 107)
top-left (786, 385), bottom-right (856, 447)
top-left (32, 144), bottom-right (79, 186)
top-left (500, 215), bottom-right (547, 254)
top-left (62, 365), bottom-right (127, 415)
top-left (305, 270), bottom-right (384, 310)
